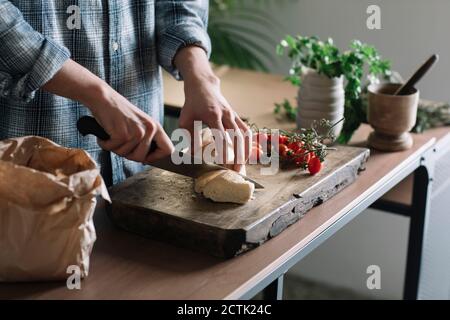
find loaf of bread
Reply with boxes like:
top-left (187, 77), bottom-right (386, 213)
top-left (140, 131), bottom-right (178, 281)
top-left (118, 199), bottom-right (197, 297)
top-left (194, 128), bottom-right (255, 204)
top-left (195, 170), bottom-right (255, 204)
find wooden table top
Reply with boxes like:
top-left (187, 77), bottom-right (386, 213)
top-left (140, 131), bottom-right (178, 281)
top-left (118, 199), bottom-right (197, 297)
top-left (0, 68), bottom-right (448, 300)
top-left (1, 127), bottom-right (447, 300)
top-left (163, 67), bottom-right (445, 206)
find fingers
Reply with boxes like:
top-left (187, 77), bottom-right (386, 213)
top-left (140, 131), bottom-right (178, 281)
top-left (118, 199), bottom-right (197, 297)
top-left (200, 107), bottom-right (250, 172)
top-left (95, 114), bottom-right (172, 164)
top-left (222, 110), bottom-right (245, 172)
top-left (235, 116), bottom-right (252, 165)
top-left (208, 116), bottom-right (228, 167)
top-left (90, 88), bottom-right (174, 164)
top-left (179, 111), bottom-right (202, 157)
top-left (123, 121), bottom-right (157, 162)
top-left (178, 110), bottom-right (195, 147)
top-left (145, 123), bottom-right (175, 163)
top-left (97, 124), bottom-right (145, 157)
top-left (180, 93), bottom-right (249, 172)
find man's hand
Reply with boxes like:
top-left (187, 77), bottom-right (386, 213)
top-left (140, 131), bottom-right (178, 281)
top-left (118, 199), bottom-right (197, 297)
top-left (43, 59), bottom-right (174, 163)
top-left (87, 86), bottom-right (174, 163)
top-left (175, 47), bottom-right (251, 172)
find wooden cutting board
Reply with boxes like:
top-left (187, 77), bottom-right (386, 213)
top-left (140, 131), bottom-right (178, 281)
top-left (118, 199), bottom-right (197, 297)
top-left (108, 146), bottom-right (370, 258)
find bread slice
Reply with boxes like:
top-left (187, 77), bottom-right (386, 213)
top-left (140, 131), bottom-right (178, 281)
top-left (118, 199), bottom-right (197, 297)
top-left (195, 170), bottom-right (255, 204)
top-left (194, 128), bottom-right (255, 204)
top-left (194, 170), bottom-right (226, 194)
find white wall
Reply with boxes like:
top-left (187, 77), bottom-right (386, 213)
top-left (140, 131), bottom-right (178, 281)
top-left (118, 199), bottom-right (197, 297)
top-left (244, 0), bottom-right (450, 299)
top-left (261, 0), bottom-right (450, 102)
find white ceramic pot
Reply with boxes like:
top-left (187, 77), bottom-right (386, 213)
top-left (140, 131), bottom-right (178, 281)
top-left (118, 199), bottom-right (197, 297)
top-left (297, 68), bottom-right (345, 137)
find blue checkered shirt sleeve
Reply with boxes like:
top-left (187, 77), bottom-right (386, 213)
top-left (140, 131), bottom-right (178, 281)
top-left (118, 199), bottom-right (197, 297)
top-left (0, 0), bottom-right (211, 185)
top-left (156, 0), bottom-right (211, 79)
top-left (0, 0), bottom-right (71, 102)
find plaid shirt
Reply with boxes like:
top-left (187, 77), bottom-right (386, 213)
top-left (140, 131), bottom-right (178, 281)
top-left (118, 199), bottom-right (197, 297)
top-left (0, 0), bottom-right (210, 185)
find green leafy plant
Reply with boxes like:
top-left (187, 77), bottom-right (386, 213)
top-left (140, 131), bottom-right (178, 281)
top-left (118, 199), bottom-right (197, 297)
top-left (208, 0), bottom-right (283, 71)
top-left (274, 99), bottom-right (297, 121)
top-left (276, 35), bottom-right (392, 143)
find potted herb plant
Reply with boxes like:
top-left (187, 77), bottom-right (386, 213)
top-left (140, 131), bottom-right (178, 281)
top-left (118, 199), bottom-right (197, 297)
top-left (276, 36), bottom-right (391, 143)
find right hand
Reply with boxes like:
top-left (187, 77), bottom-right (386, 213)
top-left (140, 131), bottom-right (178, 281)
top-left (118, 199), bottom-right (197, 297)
top-left (41, 59), bottom-right (173, 163)
top-left (87, 85), bottom-right (174, 163)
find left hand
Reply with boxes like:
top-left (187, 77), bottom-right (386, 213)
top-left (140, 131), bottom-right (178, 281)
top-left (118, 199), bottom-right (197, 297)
top-left (175, 47), bottom-right (251, 172)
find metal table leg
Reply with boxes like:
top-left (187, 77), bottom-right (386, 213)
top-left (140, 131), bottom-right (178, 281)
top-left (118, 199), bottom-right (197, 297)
top-left (403, 153), bottom-right (435, 300)
top-left (241, 145), bottom-right (433, 301)
top-left (262, 275), bottom-right (284, 300)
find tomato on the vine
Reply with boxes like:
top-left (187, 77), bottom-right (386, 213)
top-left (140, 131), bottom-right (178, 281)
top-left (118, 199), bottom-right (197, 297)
top-left (287, 141), bottom-right (303, 152)
top-left (308, 156), bottom-right (322, 175)
top-left (295, 149), bottom-right (311, 165)
top-left (278, 144), bottom-right (292, 158)
top-left (251, 128), bottom-right (328, 175)
top-left (279, 135), bottom-right (289, 145)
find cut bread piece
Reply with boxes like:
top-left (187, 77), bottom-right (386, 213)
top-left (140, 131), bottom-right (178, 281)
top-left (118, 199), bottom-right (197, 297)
top-left (194, 170), bottom-right (226, 194)
top-left (194, 128), bottom-right (254, 204)
top-left (195, 169), bottom-right (255, 204)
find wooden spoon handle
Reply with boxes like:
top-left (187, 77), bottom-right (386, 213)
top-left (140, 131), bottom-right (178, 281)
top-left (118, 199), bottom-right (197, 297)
top-left (395, 54), bottom-right (439, 96)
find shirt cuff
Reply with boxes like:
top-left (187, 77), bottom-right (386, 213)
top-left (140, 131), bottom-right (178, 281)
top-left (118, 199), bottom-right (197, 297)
top-left (157, 24), bottom-right (211, 80)
top-left (0, 37), bottom-right (71, 103)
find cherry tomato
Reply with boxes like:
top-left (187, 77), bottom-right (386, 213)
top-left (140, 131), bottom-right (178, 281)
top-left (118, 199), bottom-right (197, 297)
top-left (308, 156), bottom-right (322, 175)
top-left (287, 142), bottom-right (302, 152)
top-left (295, 149), bottom-right (311, 165)
top-left (291, 140), bottom-right (305, 150)
top-left (286, 149), bottom-right (295, 158)
top-left (278, 144), bottom-right (290, 158)
top-left (279, 135), bottom-right (289, 145)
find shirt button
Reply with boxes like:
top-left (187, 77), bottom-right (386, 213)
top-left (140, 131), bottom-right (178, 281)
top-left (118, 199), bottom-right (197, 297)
top-left (112, 42), bottom-right (119, 52)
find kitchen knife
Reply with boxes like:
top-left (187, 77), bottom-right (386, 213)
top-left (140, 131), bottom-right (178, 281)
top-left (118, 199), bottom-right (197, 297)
top-left (77, 116), bottom-right (264, 188)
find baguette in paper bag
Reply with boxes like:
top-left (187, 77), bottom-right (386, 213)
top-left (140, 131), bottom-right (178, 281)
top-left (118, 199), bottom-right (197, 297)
top-left (0, 136), bottom-right (110, 282)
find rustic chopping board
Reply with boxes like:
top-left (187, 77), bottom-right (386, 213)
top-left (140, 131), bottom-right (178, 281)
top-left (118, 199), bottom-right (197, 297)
top-left (108, 146), bottom-right (370, 258)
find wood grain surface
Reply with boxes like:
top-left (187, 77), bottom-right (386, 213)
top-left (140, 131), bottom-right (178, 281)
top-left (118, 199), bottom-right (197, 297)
top-left (109, 146), bottom-right (370, 258)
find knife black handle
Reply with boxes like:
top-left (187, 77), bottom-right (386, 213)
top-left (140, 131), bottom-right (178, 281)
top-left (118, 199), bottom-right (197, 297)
top-left (77, 116), bottom-right (158, 153)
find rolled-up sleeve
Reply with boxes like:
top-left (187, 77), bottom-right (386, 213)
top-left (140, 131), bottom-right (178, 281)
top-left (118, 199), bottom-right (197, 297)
top-left (155, 0), bottom-right (211, 79)
top-left (0, 1), bottom-right (70, 102)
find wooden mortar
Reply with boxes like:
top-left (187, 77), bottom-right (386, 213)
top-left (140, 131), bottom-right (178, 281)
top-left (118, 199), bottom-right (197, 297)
top-left (367, 83), bottom-right (419, 152)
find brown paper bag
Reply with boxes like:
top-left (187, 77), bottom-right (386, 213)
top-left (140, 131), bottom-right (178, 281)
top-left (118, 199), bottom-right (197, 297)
top-left (0, 136), bottom-right (110, 282)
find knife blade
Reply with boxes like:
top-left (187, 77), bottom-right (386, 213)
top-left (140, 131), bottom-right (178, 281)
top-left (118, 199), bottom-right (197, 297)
top-left (77, 116), bottom-right (264, 188)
